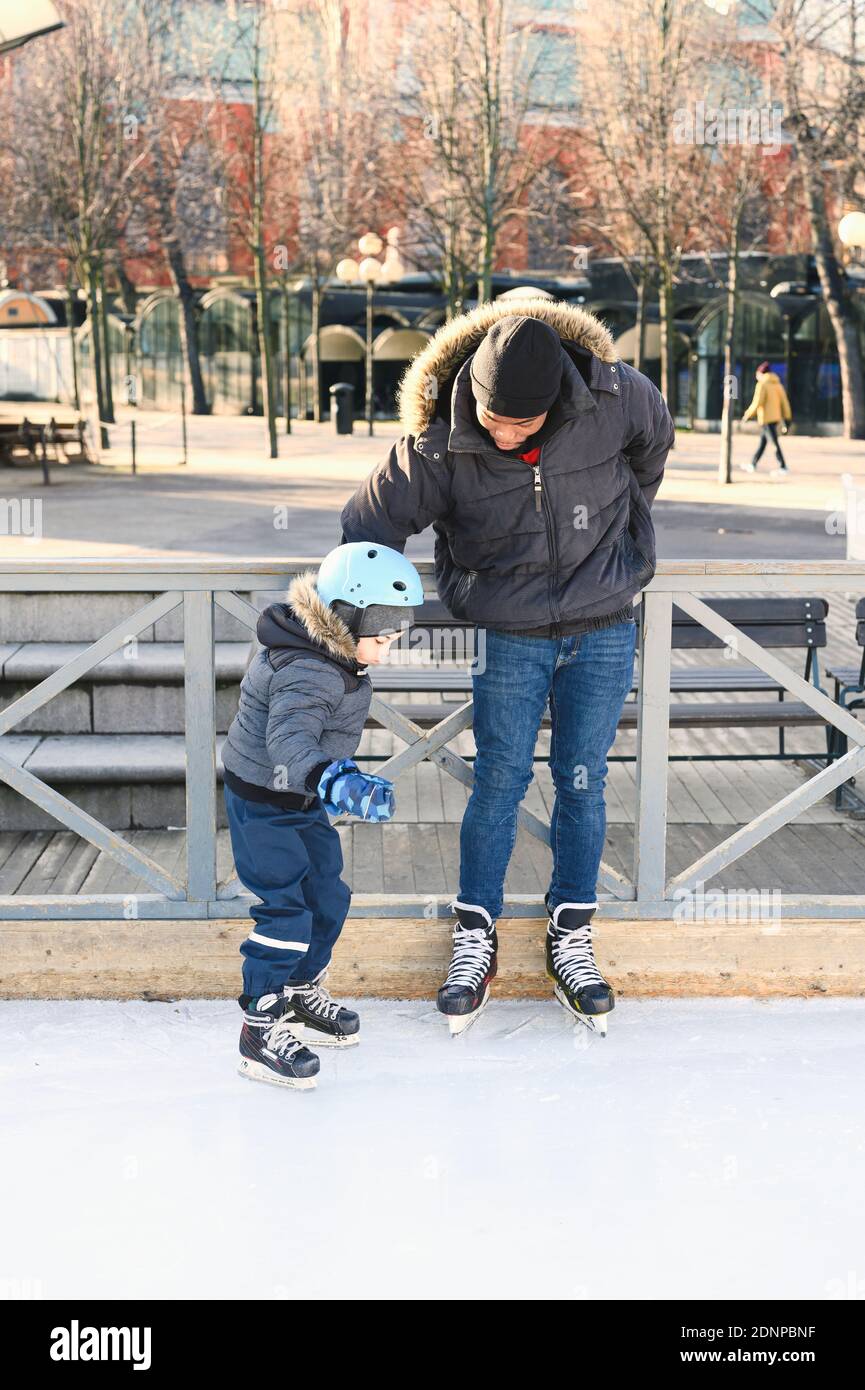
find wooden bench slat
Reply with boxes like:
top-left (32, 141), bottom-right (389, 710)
top-left (670, 598), bottom-right (828, 622)
top-left (369, 700), bottom-right (831, 731)
top-left (414, 596), bottom-right (830, 625)
top-left (665, 623), bottom-right (825, 649)
top-left (373, 668), bottom-right (797, 693)
top-left (826, 666), bottom-right (864, 685)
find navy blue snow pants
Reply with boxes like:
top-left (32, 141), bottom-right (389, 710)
top-left (224, 784), bottom-right (351, 999)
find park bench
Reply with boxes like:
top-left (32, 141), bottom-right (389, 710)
top-left (825, 597), bottom-right (865, 808)
top-left (368, 595), bottom-right (830, 764)
top-left (44, 416), bottom-right (91, 465)
top-left (0, 418), bottom-right (48, 483)
top-left (0, 415), bottom-right (90, 483)
top-left (0, 419), bottom-right (24, 463)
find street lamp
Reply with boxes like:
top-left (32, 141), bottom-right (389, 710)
top-left (336, 232), bottom-right (385, 436)
top-left (838, 212), bottom-right (865, 265)
top-left (0, 1), bottom-right (63, 53)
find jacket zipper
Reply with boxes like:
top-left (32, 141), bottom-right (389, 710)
top-left (534, 446), bottom-right (560, 625)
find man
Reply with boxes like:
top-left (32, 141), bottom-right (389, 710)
top-left (341, 302), bottom-right (674, 1035)
top-left (741, 360), bottom-right (792, 476)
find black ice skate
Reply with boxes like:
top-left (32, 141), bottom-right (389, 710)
top-left (545, 900), bottom-right (614, 1037)
top-left (275, 972), bottom-right (360, 1048)
top-left (436, 902), bottom-right (498, 1036)
top-left (238, 994), bottom-right (321, 1089)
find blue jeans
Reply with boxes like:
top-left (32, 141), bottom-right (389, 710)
top-left (751, 422), bottom-right (787, 469)
top-left (224, 785), bottom-right (351, 998)
top-left (459, 620), bottom-right (637, 920)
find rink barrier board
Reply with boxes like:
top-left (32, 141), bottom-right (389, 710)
top-left (2, 917), bottom-right (865, 999)
top-left (1, 558), bottom-right (865, 924)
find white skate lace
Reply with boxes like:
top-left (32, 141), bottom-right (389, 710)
top-left (550, 926), bottom-right (605, 991)
top-left (262, 1013), bottom-right (306, 1060)
top-left (445, 925), bottom-right (494, 989)
top-left (291, 980), bottom-right (342, 1021)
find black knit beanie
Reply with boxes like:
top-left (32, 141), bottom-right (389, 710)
top-left (470, 315), bottom-right (563, 418)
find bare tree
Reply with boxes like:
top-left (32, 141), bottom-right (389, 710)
top-left (711, 153), bottom-right (767, 483)
top-left (122, 0), bottom-right (227, 415)
top-left (1, 0), bottom-right (149, 436)
top-left (383, 3), bottom-right (478, 318)
top-left (670, 23), bottom-right (777, 482)
top-left (581, 0), bottom-right (718, 414)
top-left (277, 0), bottom-right (389, 420)
top-left (200, 0), bottom-right (297, 455)
top-left (771, 0), bottom-right (865, 438)
top-left (389, 0), bottom-right (574, 307)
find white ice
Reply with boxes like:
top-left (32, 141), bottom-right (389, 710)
top-left (2, 997), bottom-right (864, 1301)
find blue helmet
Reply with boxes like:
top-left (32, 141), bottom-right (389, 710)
top-left (317, 542), bottom-right (424, 611)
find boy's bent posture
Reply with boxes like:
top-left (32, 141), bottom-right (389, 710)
top-left (222, 543), bottom-right (423, 1088)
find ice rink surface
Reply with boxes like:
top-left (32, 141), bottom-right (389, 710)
top-left (2, 997), bottom-right (864, 1301)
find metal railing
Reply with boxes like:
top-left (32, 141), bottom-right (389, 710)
top-left (1, 558), bottom-right (864, 921)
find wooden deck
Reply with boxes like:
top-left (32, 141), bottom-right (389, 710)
top-left (3, 748), bottom-right (865, 899)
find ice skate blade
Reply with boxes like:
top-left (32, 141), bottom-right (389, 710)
top-left (238, 1058), bottom-right (317, 1090)
top-left (552, 984), bottom-right (609, 1037)
top-left (446, 986), bottom-right (490, 1037)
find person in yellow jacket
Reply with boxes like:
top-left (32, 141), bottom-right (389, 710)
top-left (741, 361), bottom-right (792, 475)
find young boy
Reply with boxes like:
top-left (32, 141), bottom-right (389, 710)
top-left (222, 542), bottom-right (424, 1090)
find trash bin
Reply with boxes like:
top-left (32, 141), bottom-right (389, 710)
top-left (330, 382), bottom-right (354, 435)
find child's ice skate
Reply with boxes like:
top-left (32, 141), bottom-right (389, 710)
top-left (276, 972), bottom-right (360, 1048)
top-left (238, 994), bottom-right (321, 1089)
top-left (436, 902), bottom-right (498, 1036)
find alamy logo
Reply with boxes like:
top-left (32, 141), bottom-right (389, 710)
top-left (1, 497), bottom-right (42, 540)
top-left (49, 1320), bottom-right (151, 1370)
top-left (673, 100), bottom-right (784, 153)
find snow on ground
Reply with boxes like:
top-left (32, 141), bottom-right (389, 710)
top-left (2, 997), bottom-right (864, 1301)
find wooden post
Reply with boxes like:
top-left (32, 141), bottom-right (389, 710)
top-left (633, 590), bottom-right (673, 903)
top-left (183, 591), bottom-right (217, 905)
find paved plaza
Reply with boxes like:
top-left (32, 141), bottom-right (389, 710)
top-left (1, 408), bottom-right (862, 561)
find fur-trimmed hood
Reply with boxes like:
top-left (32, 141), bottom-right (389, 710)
top-left (398, 297), bottom-right (618, 438)
top-left (254, 572), bottom-right (359, 668)
top-left (285, 572), bottom-right (358, 664)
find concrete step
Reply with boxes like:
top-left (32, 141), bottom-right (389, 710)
top-left (0, 589), bottom-right (281, 642)
top-left (0, 733), bottom-right (228, 831)
top-left (0, 641), bottom-right (251, 683)
top-left (0, 642), bottom-right (249, 734)
top-left (17, 733), bottom-right (226, 782)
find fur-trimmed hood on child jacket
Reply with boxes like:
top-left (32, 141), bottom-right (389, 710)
top-left (341, 297), bottom-right (675, 630)
top-left (222, 573), bottom-right (372, 798)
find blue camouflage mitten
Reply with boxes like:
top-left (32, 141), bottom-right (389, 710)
top-left (316, 759), bottom-right (395, 822)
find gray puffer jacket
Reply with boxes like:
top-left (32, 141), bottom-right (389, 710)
top-left (341, 298), bottom-right (674, 630)
top-left (222, 574), bottom-right (372, 796)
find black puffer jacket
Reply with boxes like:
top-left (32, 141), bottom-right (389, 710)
top-left (340, 298), bottom-right (674, 630)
